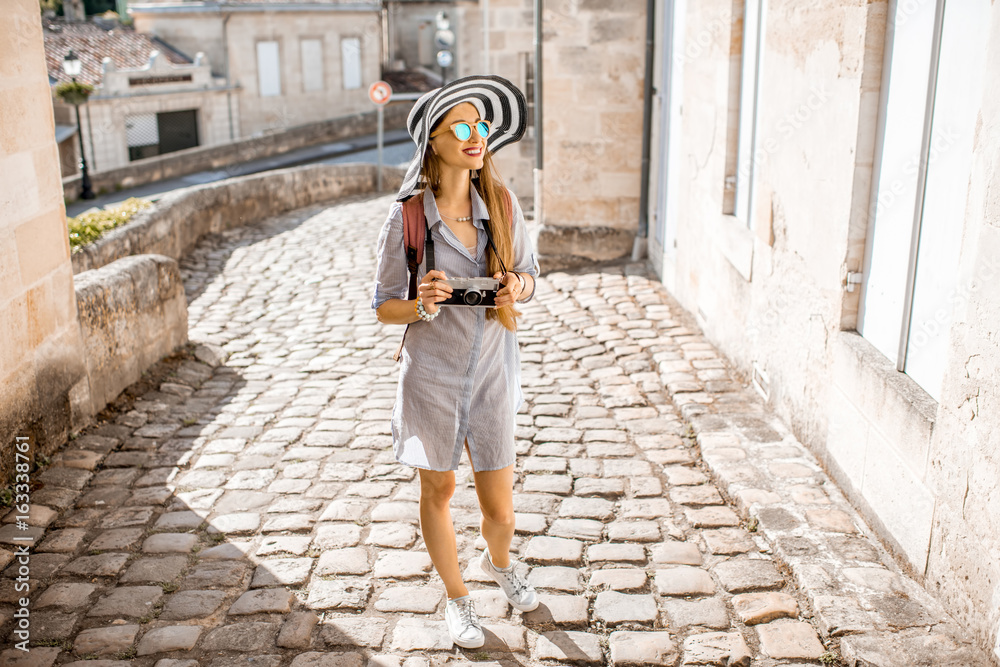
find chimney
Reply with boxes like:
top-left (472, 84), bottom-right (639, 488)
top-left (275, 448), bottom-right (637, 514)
top-left (64, 0), bottom-right (86, 22)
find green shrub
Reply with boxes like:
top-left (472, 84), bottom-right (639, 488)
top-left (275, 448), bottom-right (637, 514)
top-left (67, 197), bottom-right (152, 251)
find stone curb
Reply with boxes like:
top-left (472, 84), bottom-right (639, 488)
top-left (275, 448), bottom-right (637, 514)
top-left (646, 279), bottom-right (991, 667)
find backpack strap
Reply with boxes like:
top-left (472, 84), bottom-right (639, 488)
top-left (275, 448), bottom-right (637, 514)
top-left (502, 186), bottom-right (513, 227)
top-left (401, 196), bottom-right (427, 301)
top-left (395, 195), bottom-right (432, 364)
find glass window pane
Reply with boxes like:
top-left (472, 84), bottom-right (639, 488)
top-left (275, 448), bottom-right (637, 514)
top-left (858, 0), bottom-right (937, 364)
top-left (342, 38), bottom-right (362, 91)
top-left (257, 41), bottom-right (281, 98)
top-left (301, 39), bottom-right (324, 93)
top-left (904, 0), bottom-right (991, 399)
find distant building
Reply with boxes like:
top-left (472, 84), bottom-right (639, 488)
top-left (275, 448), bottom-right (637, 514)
top-left (44, 19), bottom-right (233, 175)
top-left (129, 0), bottom-right (382, 139)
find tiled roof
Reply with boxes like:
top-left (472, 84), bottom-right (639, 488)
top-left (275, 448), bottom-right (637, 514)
top-left (44, 20), bottom-right (192, 87)
top-left (134, 0), bottom-right (379, 4)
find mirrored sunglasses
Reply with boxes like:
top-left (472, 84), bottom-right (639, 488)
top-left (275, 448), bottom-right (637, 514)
top-left (430, 120), bottom-right (491, 142)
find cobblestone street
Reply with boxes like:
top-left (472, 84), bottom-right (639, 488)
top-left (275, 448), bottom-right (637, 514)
top-left (1, 194), bottom-right (989, 666)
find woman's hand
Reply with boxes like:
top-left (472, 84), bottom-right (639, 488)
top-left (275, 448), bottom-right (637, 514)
top-left (418, 270), bottom-right (452, 314)
top-left (493, 271), bottom-right (523, 308)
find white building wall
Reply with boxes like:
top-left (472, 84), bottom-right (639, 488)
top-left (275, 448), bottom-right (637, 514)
top-left (653, 0), bottom-right (1000, 659)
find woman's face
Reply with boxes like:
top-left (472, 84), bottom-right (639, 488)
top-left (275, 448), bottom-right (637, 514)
top-left (429, 102), bottom-right (487, 171)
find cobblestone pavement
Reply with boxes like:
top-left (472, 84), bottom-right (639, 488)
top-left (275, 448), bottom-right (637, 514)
top-left (1, 193), bottom-right (990, 666)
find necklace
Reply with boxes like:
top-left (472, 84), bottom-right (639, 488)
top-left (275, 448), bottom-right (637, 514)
top-left (440, 212), bottom-right (472, 222)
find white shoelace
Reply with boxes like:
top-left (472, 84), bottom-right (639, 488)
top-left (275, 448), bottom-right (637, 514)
top-left (455, 598), bottom-right (481, 630)
top-left (495, 564), bottom-right (529, 597)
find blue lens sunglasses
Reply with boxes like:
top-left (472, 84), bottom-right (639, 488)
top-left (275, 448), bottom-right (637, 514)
top-left (430, 119), bottom-right (491, 142)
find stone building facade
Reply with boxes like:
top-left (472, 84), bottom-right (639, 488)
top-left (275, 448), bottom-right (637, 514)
top-left (130, 0), bottom-right (382, 139)
top-left (1, 0), bottom-right (90, 481)
top-left (645, 0), bottom-right (1000, 660)
top-left (398, 0), bottom-right (648, 265)
top-left (44, 20), bottom-right (234, 175)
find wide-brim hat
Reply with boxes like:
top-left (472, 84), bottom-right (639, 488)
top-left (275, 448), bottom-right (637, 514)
top-left (396, 74), bottom-right (527, 202)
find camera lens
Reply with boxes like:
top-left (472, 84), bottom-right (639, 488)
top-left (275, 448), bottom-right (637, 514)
top-left (464, 290), bottom-right (483, 306)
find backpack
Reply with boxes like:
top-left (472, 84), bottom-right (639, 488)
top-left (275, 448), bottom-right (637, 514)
top-left (393, 187), bottom-right (514, 362)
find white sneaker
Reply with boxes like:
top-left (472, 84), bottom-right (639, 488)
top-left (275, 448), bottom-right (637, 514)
top-left (479, 548), bottom-right (539, 612)
top-left (445, 595), bottom-right (485, 649)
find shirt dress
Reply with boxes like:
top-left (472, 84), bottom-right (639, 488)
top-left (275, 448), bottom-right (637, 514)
top-left (372, 185), bottom-right (539, 472)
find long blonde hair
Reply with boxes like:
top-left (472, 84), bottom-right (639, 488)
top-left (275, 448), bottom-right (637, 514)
top-left (421, 143), bottom-right (520, 332)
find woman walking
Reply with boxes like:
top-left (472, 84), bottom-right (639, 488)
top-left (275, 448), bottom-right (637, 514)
top-left (372, 75), bottom-right (540, 648)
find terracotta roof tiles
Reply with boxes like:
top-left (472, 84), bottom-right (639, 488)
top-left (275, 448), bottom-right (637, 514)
top-left (44, 20), bottom-right (191, 87)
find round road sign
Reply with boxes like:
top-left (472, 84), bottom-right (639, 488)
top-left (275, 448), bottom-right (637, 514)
top-left (368, 80), bottom-right (392, 106)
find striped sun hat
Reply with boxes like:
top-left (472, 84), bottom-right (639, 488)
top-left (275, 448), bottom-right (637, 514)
top-left (396, 74), bottom-right (527, 202)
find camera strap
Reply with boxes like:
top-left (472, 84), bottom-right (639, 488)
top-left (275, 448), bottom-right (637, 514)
top-left (424, 217), bottom-right (435, 273)
top-left (482, 221), bottom-right (508, 277)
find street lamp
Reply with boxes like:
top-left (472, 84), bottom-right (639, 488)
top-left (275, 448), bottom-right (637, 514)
top-left (434, 12), bottom-right (454, 85)
top-left (61, 49), bottom-right (95, 200)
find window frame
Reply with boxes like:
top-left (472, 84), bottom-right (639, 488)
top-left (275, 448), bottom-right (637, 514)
top-left (256, 40), bottom-right (282, 98)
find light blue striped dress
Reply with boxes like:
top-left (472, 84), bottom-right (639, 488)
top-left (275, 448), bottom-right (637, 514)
top-left (372, 185), bottom-right (539, 472)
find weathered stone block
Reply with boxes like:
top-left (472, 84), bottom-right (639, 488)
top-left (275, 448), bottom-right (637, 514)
top-left (731, 592), bottom-right (799, 625)
top-left (756, 621), bottom-right (825, 660)
top-left (136, 625), bottom-right (202, 655)
top-left (609, 631), bottom-right (678, 666)
top-left (535, 630), bottom-right (604, 664)
top-left (594, 591), bottom-right (659, 624)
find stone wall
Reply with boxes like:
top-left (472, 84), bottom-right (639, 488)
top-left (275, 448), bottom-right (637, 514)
top-left (63, 103), bottom-right (410, 203)
top-left (535, 0), bottom-right (647, 268)
top-left (1, 0), bottom-right (91, 484)
top-left (422, 0), bottom-right (647, 260)
top-left (924, 5), bottom-right (1000, 659)
top-left (484, 0), bottom-right (539, 211)
top-left (74, 255), bottom-right (189, 415)
top-left (71, 163), bottom-right (405, 275)
top-left (654, 0), bottom-right (1000, 659)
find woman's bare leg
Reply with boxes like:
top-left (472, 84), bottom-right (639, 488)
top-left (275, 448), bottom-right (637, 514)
top-left (471, 464), bottom-right (516, 568)
top-left (417, 468), bottom-right (468, 599)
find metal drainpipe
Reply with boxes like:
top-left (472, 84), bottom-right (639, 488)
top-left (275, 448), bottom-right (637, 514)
top-left (533, 0), bottom-right (543, 229)
top-left (483, 0), bottom-right (490, 73)
top-left (632, 0), bottom-right (656, 261)
top-left (222, 9), bottom-right (235, 142)
top-left (382, 2), bottom-right (390, 70)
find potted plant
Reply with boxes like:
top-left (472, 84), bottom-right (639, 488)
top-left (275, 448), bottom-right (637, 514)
top-left (55, 80), bottom-right (93, 106)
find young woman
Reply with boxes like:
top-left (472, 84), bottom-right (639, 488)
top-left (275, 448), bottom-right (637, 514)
top-left (372, 76), bottom-right (540, 648)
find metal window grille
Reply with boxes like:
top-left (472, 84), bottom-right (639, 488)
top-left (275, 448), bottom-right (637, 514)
top-left (126, 109), bottom-right (199, 162)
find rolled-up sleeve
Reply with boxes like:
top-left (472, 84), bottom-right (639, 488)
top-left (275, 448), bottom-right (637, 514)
top-left (508, 190), bottom-right (540, 303)
top-left (372, 203), bottom-right (409, 311)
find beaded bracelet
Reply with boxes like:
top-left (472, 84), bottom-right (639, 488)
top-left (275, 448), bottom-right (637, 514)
top-left (415, 298), bottom-right (439, 322)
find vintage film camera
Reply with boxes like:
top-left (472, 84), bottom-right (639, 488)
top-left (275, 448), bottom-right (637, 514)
top-left (438, 277), bottom-right (502, 307)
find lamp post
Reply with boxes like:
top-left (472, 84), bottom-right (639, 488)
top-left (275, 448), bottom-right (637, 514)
top-left (434, 12), bottom-right (453, 85)
top-left (61, 49), bottom-right (95, 200)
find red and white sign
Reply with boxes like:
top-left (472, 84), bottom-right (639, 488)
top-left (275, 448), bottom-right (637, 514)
top-left (369, 81), bottom-right (392, 106)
